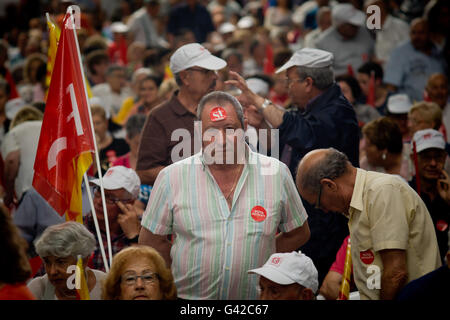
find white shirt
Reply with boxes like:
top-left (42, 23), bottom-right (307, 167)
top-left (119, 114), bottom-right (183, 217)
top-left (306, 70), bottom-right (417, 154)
top-left (375, 15), bottom-right (409, 64)
top-left (315, 26), bottom-right (374, 76)
top-left (303, 28), bottom-right (323, 48)
top-left (127, 7), bottom-right (162, 48)
top-left (91, 83), bottom-right (133, 117)
top-left (1, 121), bottom-right (42, 200)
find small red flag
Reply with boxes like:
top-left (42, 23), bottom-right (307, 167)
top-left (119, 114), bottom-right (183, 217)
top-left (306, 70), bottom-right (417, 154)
top-left (263, 43), bottom-right (275, 75)
top-left (367, 71), bottom-right (376, 107)
top-left (347, 64), bottom-right (354, 77)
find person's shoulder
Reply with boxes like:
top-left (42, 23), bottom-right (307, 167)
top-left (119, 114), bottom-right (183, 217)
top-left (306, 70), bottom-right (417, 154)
top-left (315, 27), bottom-right (336, 45)
top-left (147, 98), bottom-right (177, 119)
top-left (90, 268), bottom-right (107, 280)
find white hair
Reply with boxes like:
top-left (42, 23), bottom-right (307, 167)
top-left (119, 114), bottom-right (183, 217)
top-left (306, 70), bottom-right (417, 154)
top-left (34, 222), bottom-right (96, 259)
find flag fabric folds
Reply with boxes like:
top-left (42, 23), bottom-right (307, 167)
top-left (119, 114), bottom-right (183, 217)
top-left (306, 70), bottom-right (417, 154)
top-left (33, 12), bottom-right (95, 299)
top-left (45, 14), bottom-right (61, 91)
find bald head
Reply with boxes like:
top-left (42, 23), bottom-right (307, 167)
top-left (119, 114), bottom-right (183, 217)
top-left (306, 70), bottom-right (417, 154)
top-left (410, 18), bottom-right (430, 51)
top-left (296, 148), bottom-right (350, 195)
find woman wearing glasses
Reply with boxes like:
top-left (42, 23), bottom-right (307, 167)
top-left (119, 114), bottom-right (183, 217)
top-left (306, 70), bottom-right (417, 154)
top-left (102, 246), bottom-right (177, 300)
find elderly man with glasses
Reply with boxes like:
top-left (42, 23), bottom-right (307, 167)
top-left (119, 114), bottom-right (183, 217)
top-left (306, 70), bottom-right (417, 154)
top-left (83, 166), bottom-right (142, 272)
top-left (227, 47), bottom-right (359, 286)
top-left (296, 147), bottom-right (441, 300)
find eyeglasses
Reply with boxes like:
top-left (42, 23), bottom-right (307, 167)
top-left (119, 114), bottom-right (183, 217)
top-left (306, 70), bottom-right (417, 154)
top-left (284, 78), bottom-right (304, 87)
top-left (93, 187), bottom-right (134, 205)
top-left (121, 271), bottom-right (159, 286)
top-left (188, 67), bottom-right (217, 75)
top-left (315, 183), bottom-right (323, 210)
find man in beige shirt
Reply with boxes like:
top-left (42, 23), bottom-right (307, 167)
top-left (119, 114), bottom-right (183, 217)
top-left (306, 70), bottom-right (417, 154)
top-left (296, 148), bottom-right (441, 300)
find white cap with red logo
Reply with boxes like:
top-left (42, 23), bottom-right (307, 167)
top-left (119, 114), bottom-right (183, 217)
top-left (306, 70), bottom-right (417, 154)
top-left (248, 250), bottom-right (319, 293)
top-left (412, 129), bottom-right (446, 153)
top-left (90, 166), bottom-right (141, 198)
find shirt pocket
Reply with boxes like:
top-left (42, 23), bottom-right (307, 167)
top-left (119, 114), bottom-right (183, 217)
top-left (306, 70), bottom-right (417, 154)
top-left (241, 198), bottom-right (281, 238)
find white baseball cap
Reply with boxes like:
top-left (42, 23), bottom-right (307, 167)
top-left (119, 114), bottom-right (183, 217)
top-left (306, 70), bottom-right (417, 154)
top-left (276, 48), bottom-right (333, 74)
top-left (248, 251), bottom-right (319, 293)
top-left (332, 3), bottom-right (366, 27)
top-left (387, 94), bottom-right (412, 114)
top-left (412, 129), bottom-right (446, 153)
top-left (246, 78), bottom-right (269, 96)
top-left (110, 22), bottom-right (129, 33)
top-left (169, 43), bottom-right (227, 74)
top-left (5, 97), bottom-right (26, 120)
top-left (218, 22), bottom-right (236, 35)
top-left (237, 16), bottom-right (256, 29)
top-left (90, 166), bottom-right (141, 198)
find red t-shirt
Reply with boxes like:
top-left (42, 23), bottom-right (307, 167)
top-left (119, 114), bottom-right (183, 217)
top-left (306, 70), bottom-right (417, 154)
top-left (329, 235), bottom-right (353, 275)
top-left (0, 283), bottom-right (36, 300)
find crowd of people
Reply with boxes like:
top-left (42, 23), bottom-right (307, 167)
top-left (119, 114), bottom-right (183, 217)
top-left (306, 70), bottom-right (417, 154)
top-left (0, 0), bottom-right (449, 301)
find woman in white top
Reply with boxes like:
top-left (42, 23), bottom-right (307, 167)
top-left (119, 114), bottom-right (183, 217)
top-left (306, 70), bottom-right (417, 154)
top-left (28, 222), bottom-right (106, 300)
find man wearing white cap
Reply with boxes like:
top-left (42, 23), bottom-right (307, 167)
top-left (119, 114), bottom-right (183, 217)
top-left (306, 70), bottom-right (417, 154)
top-left (248, 251), bottom-right (318, 300)
top-left (297, 148), bottom-right (441, 299)
top-left (315, 3), bottom-right (374, 76)
top-left (84, 166), bottom-right (142, 271)
top-left (409, 129), bottom-right (450, 264)
top-left (136, 43), bottom-right (226, 185)
top-left (227, 47), bottom-right (359, 285)
top-left (386, 93), bottom-right (412, 141)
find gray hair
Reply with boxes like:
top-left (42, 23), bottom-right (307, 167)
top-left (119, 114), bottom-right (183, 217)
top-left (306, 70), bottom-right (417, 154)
top-left (197, 91), bottom-right (245, 128)
top-left (126, 113), bottom-right (146, 139)
top-left (34, 222), bottom-right (96, 259)
top-left (296, 65), bottom-right (334, 90)
top-left (298, 148), bottom-right (349, 193)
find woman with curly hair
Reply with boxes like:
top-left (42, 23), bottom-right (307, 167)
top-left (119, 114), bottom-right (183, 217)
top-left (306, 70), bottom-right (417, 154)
top-left (0, 206), bottom-right (35, 299)
top-left (102, 246), bottom-right (177, 300)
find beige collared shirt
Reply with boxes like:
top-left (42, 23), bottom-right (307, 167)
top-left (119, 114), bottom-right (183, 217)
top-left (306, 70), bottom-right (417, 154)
top-left (348, 169), bottom-right (441, 300)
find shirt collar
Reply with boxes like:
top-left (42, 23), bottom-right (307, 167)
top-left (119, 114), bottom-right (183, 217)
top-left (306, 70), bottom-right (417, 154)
top-left (348, 168), bottom-right (366, 217)
top-left (199, 142), bottom-right (252, 171)
top-left (170, 90), bottom-right (197, 116)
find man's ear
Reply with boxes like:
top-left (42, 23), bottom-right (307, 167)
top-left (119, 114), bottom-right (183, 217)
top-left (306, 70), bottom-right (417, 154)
top-left (321, 178), bottom-right (337, 191)
top-left (299, 288), bottom-right (315, 300)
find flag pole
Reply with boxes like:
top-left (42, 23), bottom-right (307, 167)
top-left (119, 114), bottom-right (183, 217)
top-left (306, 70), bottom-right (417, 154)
top-left (83, 174), bottom-right (109, 272)
top-left (68, 6), bottom-right (113, 268)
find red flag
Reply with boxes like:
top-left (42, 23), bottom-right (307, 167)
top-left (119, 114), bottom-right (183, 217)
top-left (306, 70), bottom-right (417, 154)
top-left (347, 64), bottom-right (354, 77)
top-left (33, 13), bottom-right (95, 220)
top-left (367, 71), bottom-right (376, 107)
top-left (263, 43), bottom-right (275, 75)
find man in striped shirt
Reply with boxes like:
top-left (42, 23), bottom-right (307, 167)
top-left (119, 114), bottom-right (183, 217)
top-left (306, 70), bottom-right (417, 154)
top-left (139, 91), bottom-right (310, 299)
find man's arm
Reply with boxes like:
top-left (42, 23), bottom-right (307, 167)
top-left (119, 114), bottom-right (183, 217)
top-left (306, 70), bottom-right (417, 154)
top-left (226, 71), bottom-right (286, 128)
top-left (379, 249), bottom-right (408, 300)
top-left (3, 150), bottom-right (20, 207)
top-left (139, 227), bottom-right (172, 268)
top-left (276, 221), bottom-right (310, 252)
top-left (136, 165), bottom-right (165, 186)
top-left (320, 271), bottom-right (342, 300)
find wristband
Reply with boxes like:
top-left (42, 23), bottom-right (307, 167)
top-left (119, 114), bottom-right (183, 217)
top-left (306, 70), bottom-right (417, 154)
top-left (261, 98), bottom-right (272, 110)
top-left (125, 234), bottom-right (139, 244)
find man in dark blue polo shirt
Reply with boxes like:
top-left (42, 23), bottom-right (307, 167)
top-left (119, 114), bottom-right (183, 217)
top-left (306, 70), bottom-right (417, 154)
top-left (227, 48), bottom-right (359, 285)
top-left (167, 0), bottom-right (215, 44)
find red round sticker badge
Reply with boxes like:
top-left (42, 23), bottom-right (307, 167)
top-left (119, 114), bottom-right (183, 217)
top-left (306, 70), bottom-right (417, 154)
top-left (360, 250), bottom-right (375, 265)
top-left (210, 107), bottom-right (227, 122)
top-left (251, 206), bottom-right (267, 222)
top-left (436, 220), bottom-right (448, 232)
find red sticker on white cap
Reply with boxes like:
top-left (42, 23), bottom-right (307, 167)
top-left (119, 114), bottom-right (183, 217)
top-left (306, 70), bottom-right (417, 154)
top-left (210, 107), bottom-right (227, 122)
top-left (251, 205), bottom-right (267, 222)
top-left (360, 250), bottom-right (374, 264)
top-left (436, 220), bottom-right (448, 232)
top-left (269, 256), bottom-right (282, 266)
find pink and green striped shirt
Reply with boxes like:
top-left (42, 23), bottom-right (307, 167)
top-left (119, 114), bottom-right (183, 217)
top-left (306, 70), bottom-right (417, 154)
top-left (141, 148), bottom-right (308, 299)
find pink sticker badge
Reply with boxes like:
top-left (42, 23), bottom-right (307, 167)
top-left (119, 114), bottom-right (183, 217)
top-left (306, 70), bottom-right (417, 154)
top-left (269, 256), bottom-right (282, 267)
top-left (210, 107), bottom-right (227, 122)
top-left (251, 205), bottom-right (267, 222)
top-left (360, 250), bottom-right (375, 265)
